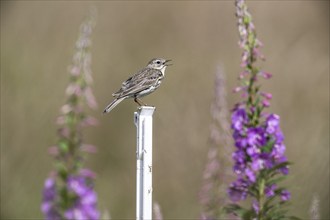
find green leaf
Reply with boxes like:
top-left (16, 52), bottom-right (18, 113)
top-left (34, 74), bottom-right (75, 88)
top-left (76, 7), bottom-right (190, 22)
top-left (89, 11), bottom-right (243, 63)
top-left (256, 105), bottom-right (262, 117)
top-left (271, 161), bottom-right (291, 172)
top-left (59, 186), bottom-right (69, 208)
top-left (261, 138), bottom-right (275, 153)
top-left (55, 162), bottom-right (68, 180)
top-left (248, 184), bottom-right (258, 197)
top-left (243, 16), bottom-right (251, 24)
top-left (274, 187), bottom-right (286, 195)
top-left (263, 192), bottom-right (282, 212)
top-left (268, 208), bottom-right (289, 220)
top-left (58, 140), bottom-right (69, 153)
top-left (264, 161), bottom-right (291, 178)
top-left (223, 204), bottom-right (247, 217)
top-left (254, 96), bottom-right (260, 107)
top-left (242, 209), bottom-right (257, 220)
top-left (248, 33), bottom-right (255, 45)
top-left (65, 113), bottom-right (74, 125)
top-left (267, 175), bottom-right (287, 185)
top-left (264, 203), bottom-right (275, 214)
top-left (223, 204), bottom-right (258, 220)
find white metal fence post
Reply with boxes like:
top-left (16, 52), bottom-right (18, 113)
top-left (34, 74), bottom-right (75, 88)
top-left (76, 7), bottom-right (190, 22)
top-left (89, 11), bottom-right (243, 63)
top-left (134, 106), bottom-right (155, 220)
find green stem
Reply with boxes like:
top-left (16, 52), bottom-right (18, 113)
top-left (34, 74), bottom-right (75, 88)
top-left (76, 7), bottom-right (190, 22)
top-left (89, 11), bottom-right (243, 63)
top-left (258, 178), bottom-right (265, 219)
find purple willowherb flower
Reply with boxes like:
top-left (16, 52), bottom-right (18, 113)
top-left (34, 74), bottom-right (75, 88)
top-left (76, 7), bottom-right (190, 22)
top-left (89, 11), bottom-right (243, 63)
top-left (224, 1), bottom-right (297, 219)
top-left (229, 107), bottom-right (289, 194)
top-left (42, 177), bottom-right (61, 220)
top-left (265, 184), bottom-right (276, 198)
top-left (252, 199), bottom-right (259, 214)
top-left (265, 114), bottom-right (280, 135)
top-left (64, 175), bottom-right (99, 220)
top-left (280, 190), bottom-right (291, 201)
top-left (231, 105), bottom-right (248, 132)
top-left (42, 8), bottom-right (99, 220)
top-left (228, 94), bottom-right (291, 207)
top-left (227, 178), bottom-right (249, 202)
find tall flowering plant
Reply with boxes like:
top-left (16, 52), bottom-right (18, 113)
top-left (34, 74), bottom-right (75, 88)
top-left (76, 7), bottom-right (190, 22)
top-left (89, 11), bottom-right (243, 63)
top-left (199, 68), bottom-right (235, 220)
top-left (41, 9), bottom-right (100, 220)
top-left (225, 1), bottom-right (299, 219)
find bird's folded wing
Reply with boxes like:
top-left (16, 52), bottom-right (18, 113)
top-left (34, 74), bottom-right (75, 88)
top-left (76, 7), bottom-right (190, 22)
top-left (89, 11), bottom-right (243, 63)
top-left (113, 68), bottom-right (161, 97)
top-left (112, 68), bottom-right (147, 97)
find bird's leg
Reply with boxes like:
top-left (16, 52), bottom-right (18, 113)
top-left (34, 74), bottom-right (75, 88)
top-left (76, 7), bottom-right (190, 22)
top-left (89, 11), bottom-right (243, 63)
top-left (134, 97), bottom-right (146, 106)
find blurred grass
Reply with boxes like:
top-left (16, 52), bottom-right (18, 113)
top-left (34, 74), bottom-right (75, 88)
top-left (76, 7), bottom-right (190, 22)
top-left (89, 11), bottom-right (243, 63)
top-left (1, 1), bottom-right (329, 219)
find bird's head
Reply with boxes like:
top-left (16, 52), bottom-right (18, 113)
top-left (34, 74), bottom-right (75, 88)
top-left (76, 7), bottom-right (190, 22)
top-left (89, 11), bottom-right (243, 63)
top-left (147, 58), bottom-right (172, 70)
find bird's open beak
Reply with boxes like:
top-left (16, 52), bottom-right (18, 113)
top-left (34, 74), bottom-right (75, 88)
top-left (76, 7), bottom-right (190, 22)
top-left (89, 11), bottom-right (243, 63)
top-left (164, 59), bottom-right (173, 66)
top-left (164, 60), bottom-right (173, 66)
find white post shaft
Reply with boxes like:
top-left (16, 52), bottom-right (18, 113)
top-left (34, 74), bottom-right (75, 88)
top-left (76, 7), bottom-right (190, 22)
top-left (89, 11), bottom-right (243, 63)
top-left (134, 106), bottom-right (155, 220)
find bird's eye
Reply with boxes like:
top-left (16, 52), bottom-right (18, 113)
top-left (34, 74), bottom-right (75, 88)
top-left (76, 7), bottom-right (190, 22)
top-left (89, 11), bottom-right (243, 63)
top-left (156, 61), bottom-right (161, 64)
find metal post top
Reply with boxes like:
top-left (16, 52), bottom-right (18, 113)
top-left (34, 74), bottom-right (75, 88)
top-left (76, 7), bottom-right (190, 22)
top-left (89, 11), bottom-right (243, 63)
top-left (135, 106), bottom-right (156, 116)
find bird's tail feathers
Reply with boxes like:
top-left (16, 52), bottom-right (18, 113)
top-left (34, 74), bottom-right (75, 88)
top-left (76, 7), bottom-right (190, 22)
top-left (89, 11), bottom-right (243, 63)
top-left (103, 97), bottom-right (126, 114)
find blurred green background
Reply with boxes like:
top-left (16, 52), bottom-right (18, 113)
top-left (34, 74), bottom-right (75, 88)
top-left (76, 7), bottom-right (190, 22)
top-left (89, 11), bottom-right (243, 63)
top-left (1, 1), bottom-right (329, 219)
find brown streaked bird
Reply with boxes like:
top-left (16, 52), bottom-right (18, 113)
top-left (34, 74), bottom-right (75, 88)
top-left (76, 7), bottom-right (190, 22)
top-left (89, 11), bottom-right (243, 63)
top-left (103, 58), bottom-right (172, 114)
